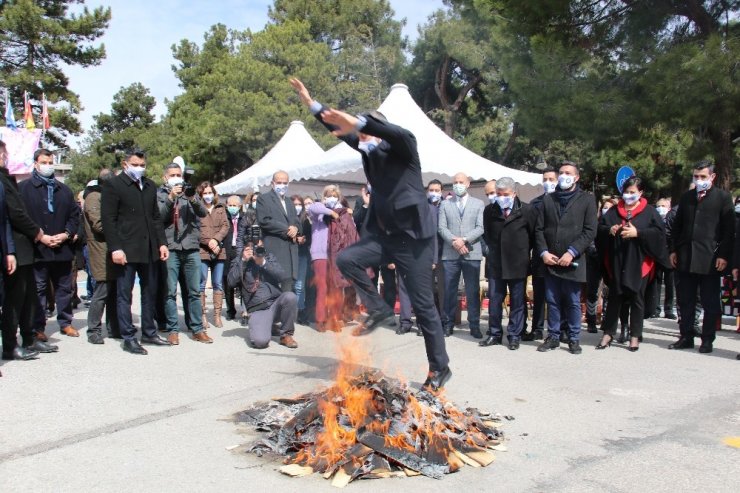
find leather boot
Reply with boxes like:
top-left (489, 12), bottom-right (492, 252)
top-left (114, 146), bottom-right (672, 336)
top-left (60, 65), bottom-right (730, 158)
top-left (201, 292), bottom-right (209, 329)
top-left (213, 291), bottom-right (224, 328)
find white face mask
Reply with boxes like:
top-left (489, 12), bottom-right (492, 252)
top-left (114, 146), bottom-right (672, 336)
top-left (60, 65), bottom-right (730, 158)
top-left (358, 139), bottom-right (378, 153)
top-left (601, 208), bottom-right (610, 216)
top-left (126, 165), bottom-right (146, 181)
top-left (295, 205), bottom-right (302, 215)
top-left (735, 204), bottom-right (740, 214)
top-left (558, 174), bottom-right (575, 190)
top-left (324, 197), bottom-right (338, 209)
top-left (622, 192), bottom-right (639, 205)
top-left (38, 164), bottom-right (55, 178)
top-left (366, 183), bottom-right (372, 193)
top-left (656, 206), bottom-right (668, 217)
top-left (202, 194), bottom-right (214, 204)
top-left (542, 181), bottom-right (557, 194)
top-left (452, 183), bottom-right (467, 197)
top-left (487, 193), bottom-right (497, 204)
top-left (167, 177), bottom-right (183, 187)
top-left (428, 191), bottom-right (442, 203)
top-left (693, 178), bottom-right (711, 192)
top-left (495, 195), bottom-right (514, 210)
top-left (274, 184), bottom-right (288, 196)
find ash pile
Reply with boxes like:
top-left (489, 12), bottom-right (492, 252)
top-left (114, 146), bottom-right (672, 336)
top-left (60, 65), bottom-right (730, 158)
top-left (234, 370), bottom-right (508, 487)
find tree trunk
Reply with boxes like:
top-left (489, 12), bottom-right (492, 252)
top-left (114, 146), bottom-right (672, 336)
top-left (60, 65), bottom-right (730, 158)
top-left (709, 127), bottom-right (733, 191)
top-left (501, 121), bottom-right (519, 165)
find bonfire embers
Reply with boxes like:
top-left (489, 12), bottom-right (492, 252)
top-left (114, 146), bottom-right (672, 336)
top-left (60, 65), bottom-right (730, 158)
top-left (234, 365), bottom-right (508, 487)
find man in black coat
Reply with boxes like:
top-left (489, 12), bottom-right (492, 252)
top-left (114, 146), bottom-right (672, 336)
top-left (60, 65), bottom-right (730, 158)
top-left (223, 194), bottom-right (246, 321)
top-left (480, 177), bottom-right (537, 350)
top-left (101, 150), bottom-right (170, 355)
top-left (19, 149), bottom-right (80, 340)
top-left (668, 161), bottom-right (735, 354)
top-left (290, 78), bottom-right (450, 391)
top-left (535, 162), bottom-right (597, 354)
top-left (0, 142), bottom-right (59, 360)
top-left (256, 171), bottom-right (301, 293)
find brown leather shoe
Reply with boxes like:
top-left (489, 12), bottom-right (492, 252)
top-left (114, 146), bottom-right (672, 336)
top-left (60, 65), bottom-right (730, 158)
top-left (167, 332), bottom-right (180, 345)
top-left (61, 326), bottom-right (80, 337)
top-left (279, 335), bottom-right (298, 349)
top-left (192, 331), bottom-right (213, 344)
top-left (35, 331), bottom-right (49, 342)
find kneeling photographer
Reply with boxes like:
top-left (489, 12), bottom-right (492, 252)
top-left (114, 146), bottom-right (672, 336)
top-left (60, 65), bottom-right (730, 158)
top-left (227, 226), bottom-right (298, 349)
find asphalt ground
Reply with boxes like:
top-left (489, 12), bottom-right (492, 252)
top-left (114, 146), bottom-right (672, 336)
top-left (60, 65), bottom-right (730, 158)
top-left (1, 283), bottom-right (738, 492)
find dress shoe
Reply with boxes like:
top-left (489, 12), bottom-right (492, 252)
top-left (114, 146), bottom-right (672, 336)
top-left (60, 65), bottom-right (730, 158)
top-left (533, 329), bottom-right (544, 340)
top-left (87, 333), bottom-right (105, 345)
top-left (45, 309), bottom-right (54, 319)
top-left (35, 331), bottom-right (49, 342)
top-left (279, 335), bottom-right (298, 348)
top-left (586, 322), bottom-right (598, 334)
top-left (664, 311), bottom-right (677, 320)
top-left (470, 328), bottom-right (483, 339)
top-left (141, 335), bottom-right (172, 346)
top-left (416, 327), bottom-right (423, 337)
top-left (396, 324), bottom-right (412, 335)
top-left (123, 339), bottom-right (148, 355)
top-left (521, 331), bottom-right (535, 341)
top-left (192, 331), bottom-right (213, 344)
top-left (26, 340), bottom-right (59, 353)
top-left (422, 367), bottom-right (452, 392)
top-left (2, 346), bottom-right (40, 360)
top-left (537, 337), bottom-right (560, 352)
top-left (617, 326), bottom-right (628, 344)
top-left (443, 325), bottom-right (454, 337)
top-left (60, 326), bottom-right (80, 337)
top-left (595, 334), bottom-right (613, 350)
top-left (508, 340), bottom-right (520, 350)
top-left (226, 312), bottom-right (236, 322)
top-left (668, 338), bottom-right (694, 350)
top-left (167, 332), bottom-right (180, 345)
top-left (351, 309), bottom-right (395, 336)
top-left (479, 335), bottom-right (502, 347)
top-left (568, 341), bottom-right (582, 354)
top-left (698, 341), bottom-right (713, 354)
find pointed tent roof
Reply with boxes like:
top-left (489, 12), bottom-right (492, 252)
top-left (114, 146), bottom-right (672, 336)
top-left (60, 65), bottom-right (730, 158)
top-left (215, 121), bottom-right (324, 195)
top-left (297, 83), bottom-right (542, 186)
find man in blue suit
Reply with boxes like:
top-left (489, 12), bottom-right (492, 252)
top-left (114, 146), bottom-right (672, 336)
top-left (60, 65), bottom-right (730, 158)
top-left (290, 78), bottom-right (450, 391)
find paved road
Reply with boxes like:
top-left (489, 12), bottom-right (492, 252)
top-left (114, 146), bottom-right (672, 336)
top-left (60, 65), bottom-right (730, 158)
top-left (1, 289), bottom-right (738, 492)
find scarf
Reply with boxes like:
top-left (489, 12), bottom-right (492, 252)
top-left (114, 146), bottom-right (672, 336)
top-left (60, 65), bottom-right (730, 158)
top-left (553, 185), bottom-right (578, 216)
top-left (33, 169), bottom-right (56, 213)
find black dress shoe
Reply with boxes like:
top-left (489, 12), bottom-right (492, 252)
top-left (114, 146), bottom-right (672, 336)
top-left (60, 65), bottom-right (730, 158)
top-left (521, 331), bottom-right (535, 341)
top-left (422, 367), bottom-right (452, 392)
top-left (508, 340), bottom-right (520, 350)
top-left (88, 333), bottom-right (105, 345)
top-left (351, 309), bottom-right (396, 336)
top-left (123, 339), bottom-right (148, 355)
top-left (470, 328), bottom-right (483, 339)
top-left (537, 337), bottom-right (560, 352)
top-left (664, 312), bottom-right (677, 320)
top-left (416, 327), bottom-right (423, 337)
top-left (586, 323), bottom-right (598, 334)
top-left (140, 335), bottom-right (172, 346)
top-left (568, 341), bottom-right (582, 354)
top-left (668, 338), bottom-right (694, 350)
top-left (26, 340), bottom-right (59, 353)
top-left (2, 346), bottom-right (40, 360)
top-left (698, 341), bottom-right (713, 354)
top-left (617, 327), bottom-right (628, 344)
top-left (443, 325), bottom-right (454, 337)
top-left (479, 335), bottom-right (502, 347)
top-left (396, 325), bottom-right (412, 335)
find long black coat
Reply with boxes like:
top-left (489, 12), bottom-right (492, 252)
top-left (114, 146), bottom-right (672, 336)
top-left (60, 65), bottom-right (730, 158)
top-left (597, 200), bottom-right (671, 295)
top-left (0, 169), bottom-right (40, 267)
top-left (483, 197), bottom-right (536, 280)
top-left (100, 172), bottom-right (166, 264)
top-left (315, 108), bottom-right (435, 241)
top-left (528, 193), bottom-right (547, 278)
top-left (18, 173), bottom-right (79, 262)
top-left (535, 187), bottom-right (597, 283)
top-left (256, 189), bottom-right (300, 279)
top-left (669, 187), bottom-right (735, 275)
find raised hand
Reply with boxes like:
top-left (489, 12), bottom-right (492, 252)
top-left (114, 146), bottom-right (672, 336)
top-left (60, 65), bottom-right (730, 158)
top-left (321, 108), bottom-right (359, 136)
top-left (289, 78), bottom-right (314, 107)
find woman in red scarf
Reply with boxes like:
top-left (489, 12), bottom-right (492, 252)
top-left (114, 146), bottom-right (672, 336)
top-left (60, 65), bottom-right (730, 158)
top-left (596, 177), bottom-right (671, 351)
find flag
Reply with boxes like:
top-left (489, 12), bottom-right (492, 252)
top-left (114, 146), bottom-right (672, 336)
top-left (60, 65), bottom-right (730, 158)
top-left (24, 91), bottom-right (36, 130)
top-left (41, 93), bottom-right (50, 130)
top-left (4, 90), bottom-right (17, 130)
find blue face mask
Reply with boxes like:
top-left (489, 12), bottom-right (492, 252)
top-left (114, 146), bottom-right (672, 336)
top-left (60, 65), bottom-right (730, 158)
top-left (543, 181), bottom-right (557, 194)
top-left (622, 192), bottom-right (639, 205)
top-left (324, 197), bottom-right (338, 209)
top-left (227, 206), bottom-right (240, 216)
top-left (558, 174), bottom-right (575, 190)
top-left (495, 195), bottom-right (514, 210)
top-left (428, 191), bottom-right (442, 203)
top-left (274, 184), bottom-right (288, 196)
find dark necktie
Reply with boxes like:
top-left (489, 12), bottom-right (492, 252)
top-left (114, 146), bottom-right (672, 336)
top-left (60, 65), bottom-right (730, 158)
top-left (504, 208), bottom-right (510, 218)
top-left (173, 200), bottom-right (180, 233)
top-left (698, 190), bottom-right (706, 202)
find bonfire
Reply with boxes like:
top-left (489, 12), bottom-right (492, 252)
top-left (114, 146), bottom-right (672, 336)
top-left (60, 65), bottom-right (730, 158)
top-left (233, 338), bottom-right (509, 487)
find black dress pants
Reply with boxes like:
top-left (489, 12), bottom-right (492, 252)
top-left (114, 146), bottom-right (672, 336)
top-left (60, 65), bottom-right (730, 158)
top-left (601, 276), bottom-right (649, 339)
top-left (1, 265), bottom-right (38, 351)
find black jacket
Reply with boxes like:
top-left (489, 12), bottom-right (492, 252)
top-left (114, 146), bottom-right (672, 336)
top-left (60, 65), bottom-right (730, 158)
top-left (315, 107), bottom-right (435, 240)
top-left (18, 173), bottom-right (79, 262)
top-left (0, 179), bottom-right (16, 270)
top-left (484, 197), bottom-right (536, 280)
top-left (256, 190), bottom-right (301, 279)
top-left (227, 253), bottom-right (290, 312)
top-left (234, 207), bottom-right (258, 255)
top-left (101, 172), bottom-right (167, 264)
top-left (669, 187), bottom-right (734, 275)
top-left (528, 193), bottom-right (548, 278)
top-left (535, 187), bottom-right (597, 283)
top-left (0, 169), bottom-right (40, 267)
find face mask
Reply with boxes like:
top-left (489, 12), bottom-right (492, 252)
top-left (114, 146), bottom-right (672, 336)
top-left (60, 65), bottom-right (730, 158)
top-left (693, 178), bottom-right (711, 192)
top-left (38, 164), bottom-right (55, 178)
top-left (656, 206), bottom-right (668, 217)
top-left (487, 193), bottom-right (497, 204)
top-left (227, 206), bottom-right (240, 216)
top-left (251, 202), bottom-right (257, 209)
top-left (202, 194), bottom-right (214, 204)
top-left (324, 197), bottom-right (338, 209)
top-left (126, 165), bottom-right (146, 181)
top-left (495, 195), bottom-right (514, 210)
top-left (622, 192), bottom-right (639, 205)
top-left (543, 181), bottom-right (557, 194)
top-left (295, 205), bottom-right (302, 215)
top-left (274, 184), bottom-right (288, 196)
top-left (601, 208), bottom-right (610, 216)
top-left (167, 177), bottom-right (183, 187)
top-left (428, 191), bottom-right (442, 203)
top-left (358, 139), bottom-right (378, 153)
top-left (366, 183), bottom-right (372, 193)
top-left (735, 204), bottom-right (740, 214)
top-left (558, 174), bottom-right (575, 190)
top-left (452, 183), bottom-right (467, 197)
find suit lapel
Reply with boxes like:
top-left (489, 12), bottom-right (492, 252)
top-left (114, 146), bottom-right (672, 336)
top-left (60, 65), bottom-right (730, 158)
top-left (272, 190), bottom-right (288, 219)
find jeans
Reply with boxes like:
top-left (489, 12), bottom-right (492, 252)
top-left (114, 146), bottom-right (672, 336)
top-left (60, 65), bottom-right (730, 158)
top-left (544, 274), bottom-right (583, 342)
top-left (167, 250), bottom-right (203, 333)
top-left (200, 259), bottom-right (224, 292)
top-left (115, 262), bottom-right (158, 341)
top-left (442, 258), bottom-right (481, 330)
top-left (488, 278), bottom-right (526, 340)
top-left (83, 245), bottom-right (95, 298)
top-left (295, 250), bottom-right (309, 310)
top-left (33, 261), bottom-right (74, 331)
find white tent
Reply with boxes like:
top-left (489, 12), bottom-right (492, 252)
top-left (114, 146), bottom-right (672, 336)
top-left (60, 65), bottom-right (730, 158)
top-left (297, 83), bottom-right (543, 186)
top-left (214, 120), bottom-right (324, 195)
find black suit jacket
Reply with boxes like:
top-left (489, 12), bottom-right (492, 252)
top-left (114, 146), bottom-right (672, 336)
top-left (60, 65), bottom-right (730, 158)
top-left (101, 172), bottom-right (166, 264)
top-left (669, 187), bottom-right (734, 275)
top-left (484, 197), bottom-right (536, 280)
top-left (256, 189), bottom-right (300, 278)
top-left (0, 169), bottom-right (40, 267)
top-left (315, 108), bottom-right (435, 240)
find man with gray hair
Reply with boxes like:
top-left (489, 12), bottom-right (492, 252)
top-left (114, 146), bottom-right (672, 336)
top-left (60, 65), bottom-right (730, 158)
top-left (223, 194), bottom-right (245, 321)
top-left (481, 177), bottom-right (537, 350)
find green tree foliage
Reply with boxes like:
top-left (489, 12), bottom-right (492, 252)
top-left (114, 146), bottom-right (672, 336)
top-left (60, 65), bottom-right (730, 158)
top-left (0, 0), bottom-right (111, 146)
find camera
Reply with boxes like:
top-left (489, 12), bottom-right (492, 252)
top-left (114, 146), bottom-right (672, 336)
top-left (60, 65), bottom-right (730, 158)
top-left (183, 182), bottom-right (196, 197)
top-left (247, 225), bottom-right (266, 257)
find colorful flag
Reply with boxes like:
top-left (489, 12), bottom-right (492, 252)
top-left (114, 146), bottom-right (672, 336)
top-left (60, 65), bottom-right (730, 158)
top-left (41, 93), bottom-right (50, 130)
top-left (24, 91), bottom-right (36, 130)
top-left (4, 89), bottom-right (17, 130)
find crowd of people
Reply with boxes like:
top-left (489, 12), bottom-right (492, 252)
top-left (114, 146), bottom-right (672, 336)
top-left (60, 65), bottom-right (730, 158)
top-left (0, 128), bottom-right (738, 381)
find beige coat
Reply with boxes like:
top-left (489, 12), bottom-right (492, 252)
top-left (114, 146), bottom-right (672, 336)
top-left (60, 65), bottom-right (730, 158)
top-left (199, 203), bottom-right (229, 260)
top-left (83, 189), bottom-right (112, 281)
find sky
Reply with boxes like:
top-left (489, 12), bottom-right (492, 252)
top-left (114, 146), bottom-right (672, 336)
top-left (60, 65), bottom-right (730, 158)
top-left (65, 0), bottom-right (446, 148)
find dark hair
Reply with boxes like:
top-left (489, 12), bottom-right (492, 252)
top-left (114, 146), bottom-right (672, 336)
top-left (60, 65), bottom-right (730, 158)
top-left (427, 179), bottom-right (442, 188)
top-left (33, 148), bottom-right (53, 162)
top-left (197, 181), bottom-right (218, 204)
top-left (0, 139), bottom-right (6, 152)
top-left (290, 194), bottom-right (303, 204)
top-left (124, 148), bottom-right (146, 160)
top-left (542, 167), bottom-right (557, 176)
top-left (559, 161), bottom-right (580, 175)
top-left (98, 168), bottom-right (113, 181)
top-left (693, 160), bottom-right (714, 173)
top-left (622, 176), bottom-right (645, 192)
